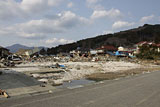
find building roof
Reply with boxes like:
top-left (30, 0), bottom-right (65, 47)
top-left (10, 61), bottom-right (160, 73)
top-left (156, 44), bottom-right (160, 47)
top-left (136, 41), bottom-right (155, 46)
top-left (136, 41), bottom-right (147, 45)
top-left (0, 46), bottom-right (9, 51)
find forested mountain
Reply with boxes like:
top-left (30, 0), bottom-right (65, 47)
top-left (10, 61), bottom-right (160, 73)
top-left (47, 24), bottom-right (160, 55)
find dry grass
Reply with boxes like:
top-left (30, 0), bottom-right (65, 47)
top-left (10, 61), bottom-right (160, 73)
top-left (86, 66), bottom-right (160, 81)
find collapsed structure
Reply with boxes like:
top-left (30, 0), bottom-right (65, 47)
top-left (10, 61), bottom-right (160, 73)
top-left (0, 46), bottom-right (10, 59)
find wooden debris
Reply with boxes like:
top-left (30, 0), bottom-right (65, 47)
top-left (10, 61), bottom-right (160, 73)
top-left (0, 89), bottom-right (9, 98)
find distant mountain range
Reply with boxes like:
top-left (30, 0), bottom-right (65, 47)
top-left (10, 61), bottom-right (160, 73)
top-left (6, 44), bottom-right (47, 53)
top-left (47, 24), bottom-right (160, 55)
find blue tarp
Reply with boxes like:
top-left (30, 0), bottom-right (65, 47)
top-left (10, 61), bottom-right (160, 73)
top-left (106, 51), bottom-right (115, 56)
top-left (115, 51), bottom-right (129, 56)
top-left (59, 65), bottom-right (65, 68)
top-left (115, 51), bottom-right (120, 56)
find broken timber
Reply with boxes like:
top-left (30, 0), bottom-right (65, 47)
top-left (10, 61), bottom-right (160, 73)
top-left (0, 89), bottom-right (9, 98)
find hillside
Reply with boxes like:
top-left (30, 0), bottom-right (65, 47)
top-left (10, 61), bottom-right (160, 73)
top-left (47, 24), bottom-right (160, 55)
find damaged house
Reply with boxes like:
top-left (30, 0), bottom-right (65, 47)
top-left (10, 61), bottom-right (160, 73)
top-left (0, 46), bottom-right (10, 58)
top-left (16, 47), bottom-right (40, 58)
top-left (96, 45), bottom-right (117, 55)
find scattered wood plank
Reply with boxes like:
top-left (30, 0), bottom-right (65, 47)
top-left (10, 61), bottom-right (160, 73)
top-left (0, 89), bottom-right (9, 98)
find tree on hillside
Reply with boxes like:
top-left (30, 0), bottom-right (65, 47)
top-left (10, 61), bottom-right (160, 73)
top-left (136, 44), bottom-right (160, 59)
top-left (39, 48), bottom-right (46, 55)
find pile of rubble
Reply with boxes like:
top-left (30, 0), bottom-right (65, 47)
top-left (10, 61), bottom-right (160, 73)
top-left (0, 55), bottom-right (23, 68)
top-left (0, 59), bottom-right (14, 68)
top-left (6, 61), bottom-right (142, 86)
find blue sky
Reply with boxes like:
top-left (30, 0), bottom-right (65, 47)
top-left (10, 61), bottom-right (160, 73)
top-left (0, 0), bottom-right (160, 47)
